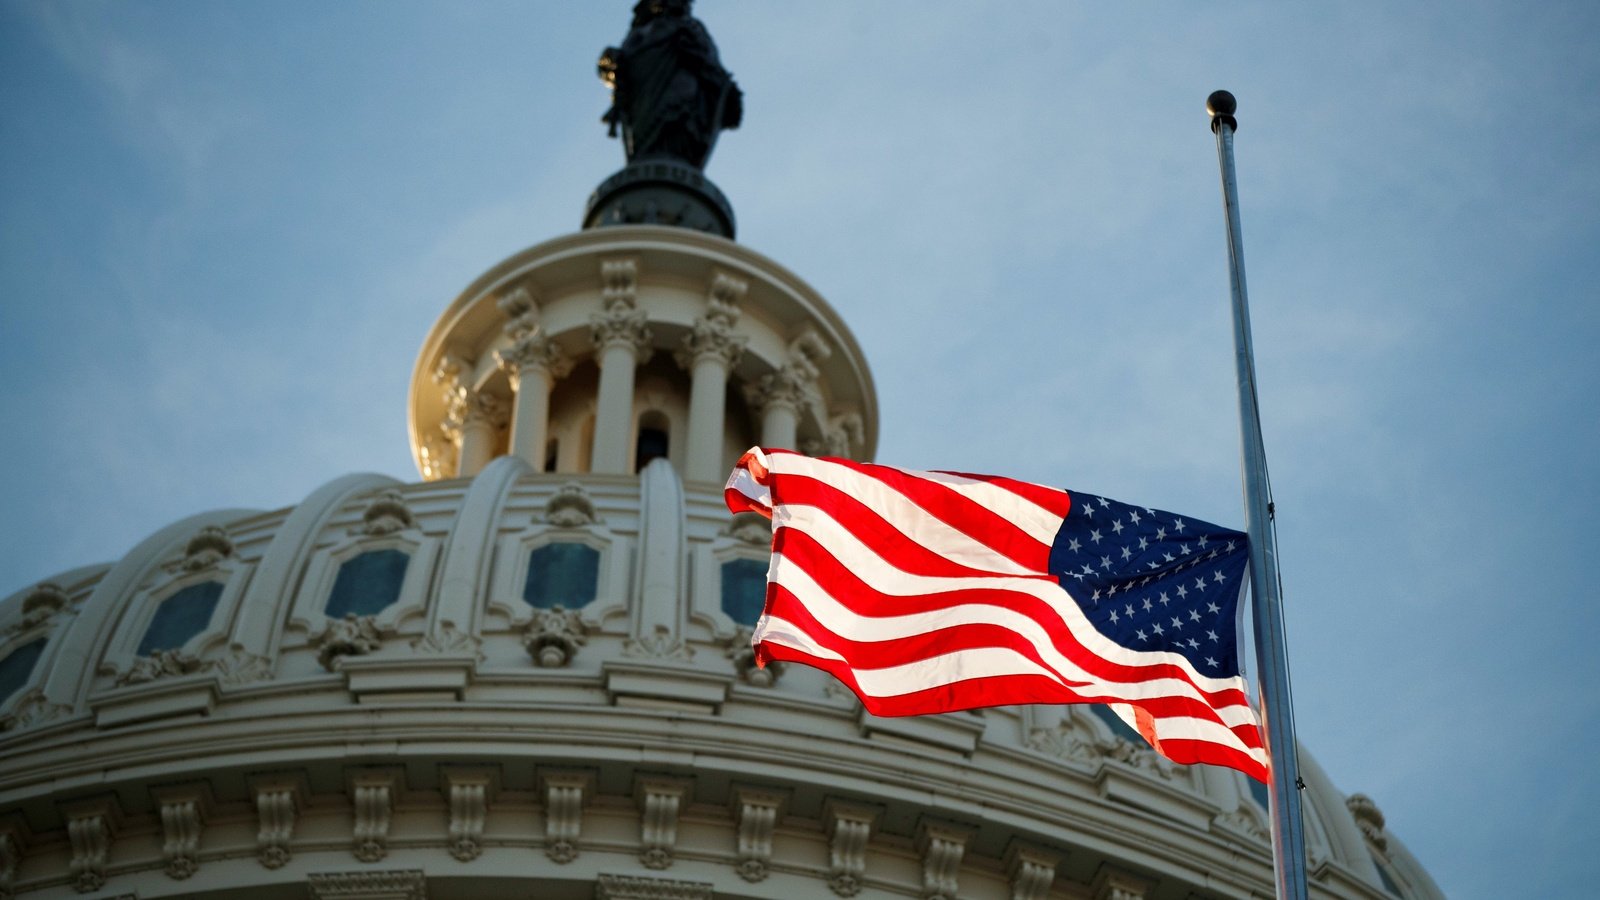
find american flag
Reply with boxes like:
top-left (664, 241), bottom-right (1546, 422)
top-left (725, 447), bottom-right (1268, 782)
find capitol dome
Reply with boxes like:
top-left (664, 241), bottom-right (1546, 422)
top-left (0, 7), bottom-right (1443, 900)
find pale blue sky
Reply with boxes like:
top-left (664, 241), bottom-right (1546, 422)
top-left (3, 2), bottom-right (1597, 897)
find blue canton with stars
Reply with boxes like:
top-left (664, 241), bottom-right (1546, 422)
top-left (1046, 491), bottom-right (1249, 679)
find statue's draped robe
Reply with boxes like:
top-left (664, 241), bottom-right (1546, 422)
top-left (610, 15), bottom-right (740, 168)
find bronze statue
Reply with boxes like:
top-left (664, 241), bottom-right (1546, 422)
top-left (599, 0), bottom-right (742, 170)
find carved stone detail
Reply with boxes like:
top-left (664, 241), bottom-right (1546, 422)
top-left (1005, 843), bottom-right (1061, 900)
top-left (252, 779), bottom-right (299, 869)
top-left (412, 622), bottom-right (482, 659)
top-left (497, 332), bottom-right (573, 384)
top-left (724, 628), bottom-right (782, 687)
top-left (350, 773), bottom-right (395, 862)
top-left (0, 820), bottom-right (27, 900)
top-left (636, 777), bottom-right (691, 869)
top-left (116, 648), bottom-right (202, 686)
top-left (623, 625), bottom-right (693, 661)
top-left (722, 512), bottom-right (770, 546)
top-left (1091, 865), bottom-right (1152, 900)
top-left (801, 411), bottom-right (865, 459)
top-left (307, 869), bottom-right (426, 899)
top-left (544, 482), bottom-right (600, 527)
top-left (358, 490), bottom-right (415, 536)
top-left (1346, 793), bottom-right (1388, 851)
top-left (590, 304), bottom-right (654, 360)
top-left (180, 525), bottom-right (234, 572)
top-left (523, 606), bottom-right (586, 668)
top-left (917, 821), bottom-right (971, 900)
top-left (154, 787), bottom-right (208, 880)
top-left (19, 582), bottom-right (70, 629)
top-left (443, 770), bottom-right (492, 862)
top-left (825, 802), bottom-right (878, 897)
top-left (211, 646), bottom-right (273, 685)
top-left (62, 801), bottom-right (117, 894)
top-left (594, 873), bottom-right (713, 900)
top-left (318, 614), bottom-right (384, 671)
top-left (732, 787), bottom-right (785, 882)
top-left (540, 771), bottom-right (591, 863)
top-left (2, 689), bottom-right (70, 730)
top-left (744, 365), bottom-right (812, 416)
top-left (601, 258), bottom-right (638, 306)
top-left (498, 284), bottom-right (539, 340)
top-left (419, 434), bottom-right (458, 482)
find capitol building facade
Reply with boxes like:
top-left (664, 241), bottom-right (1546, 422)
top-left (0, 7), bottom-right (1442, 900)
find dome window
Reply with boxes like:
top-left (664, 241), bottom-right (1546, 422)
top-left (325, 549), bottom-right (410, 619)
top-left (0, 638), bottom-right (47, 705)
top-left (720, 558), bottom-right (768, 626)
top-left (136, 581), bottom-right (224, 656)
top-left (523, 542), bottom-right (600, 609)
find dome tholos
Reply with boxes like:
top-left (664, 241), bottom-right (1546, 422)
top-left (0, 222), bottom-right (1441, 899)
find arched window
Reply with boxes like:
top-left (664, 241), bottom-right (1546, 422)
top-left (137, 582), bottom-right (224, 656)
top-left (523, 543), bottom-right (600, 609)
top-left (325, 549), bottom-right (410, 619)
top-left (0, 638), bottom-right (47, 705)
top-left (635, 410), bottom-right (670, 472)
top-left (720, 558), bottom-right (769, 627)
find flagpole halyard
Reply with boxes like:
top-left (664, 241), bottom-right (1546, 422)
top-left (1207, 89), bottom-right (1310, 900)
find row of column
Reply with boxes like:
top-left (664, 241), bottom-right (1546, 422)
top-left (441, 262), bottom-right (825, 482)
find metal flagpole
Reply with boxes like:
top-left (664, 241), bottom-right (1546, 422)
top-left (1206, 89), bottom-right (1309, 900)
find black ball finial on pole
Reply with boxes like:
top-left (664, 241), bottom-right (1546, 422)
top-left (1207, 89), bottom-right (1238, 133)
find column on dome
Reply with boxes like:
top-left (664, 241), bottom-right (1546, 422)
top-left (676, 271), bottom-right (747, 482)
top-left (497, 334), bottom-right (573, 472)
top-left (745, 330), bottom-right (830, 451)
top-left (436, 356), bottom-right (511, 479)
top-left (589, 259), bottom-right (652, 474)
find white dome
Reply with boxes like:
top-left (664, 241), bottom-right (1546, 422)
top-left (0, 457), bottom-right (1441, 899)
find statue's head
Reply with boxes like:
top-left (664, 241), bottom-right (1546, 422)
top-left (632, 0), bottom-right (692, 25)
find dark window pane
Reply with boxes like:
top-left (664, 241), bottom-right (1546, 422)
top-left (0, 638), bottom-right (47, 705)
top-left (523, 543), bottom-right (599, 609)
top-left (1089, 703), bottom-right (1146, 745)
top-left (720, 558), bottom-right (769, 626)
top-left (137, 582), bottom-right (223, 655)
top-left (325, 549), bottom-right (410, 619)
top-left (635, 427), bottom-right (668, 472)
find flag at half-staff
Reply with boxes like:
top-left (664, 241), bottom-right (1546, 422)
top-left (725, 446), bottom-right (1268, 782)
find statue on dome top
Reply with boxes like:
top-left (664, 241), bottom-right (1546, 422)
top-left (599, 0), bottom-right (743, 170)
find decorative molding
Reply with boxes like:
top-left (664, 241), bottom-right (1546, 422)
top-left (497, 284), bottom-right (539, 340)
top-left (307, 868), bottom-right (427, 899)
top-left (178, 525), bottom-right (234, 572)
top-left (635, 776), bottom-right (691, 870)
top-left (595, 873), bottom-right (713, 900)
top-left (824, 801), bottom-right (879, 897)
top-left (250, 775), bottom-right (304, 869)
top-left (0, 816), bottom-right (29, 900)
top-left (1346, 793), bottom-right (1388, 851)
top-left (357, 490), bottom-right (415, 536)
top-left (1091, 865), bottom-right (1153, 900)
top-left (441, 768), bottom-right (496, 862)
top-left (623, 624), bottom-right (693, 662)
top-left (539, 770), bottom-right (592, 863)
top-left (916, 820), bottom-right (972, 900)
top-left (1, 688), bottom-right (71, 731)
top-left (350, 771), bottom-right (396, 862)
top-left (61, 797), bottom-right (119, 894)
top-left (18, 582), bottom-right (70, 629)
top-left (724, 628), bottom-right (782, 687)
top-left (210, 645), bottom-right (273, 685)
top-left (152, 784), bottom-right (211, 880)
top-left (743, 365), bottom-right (811, 417)
top-left (318, 614), bottom-right (384, 671)
top-left (600, 257), bottom-right (639, 308)
top-left (544, 482), bottom-right (600, 527)
top-left (731, 786), bottom-right (786, 882)
top-left (115, 648), bottom-right (202, 686)
top-left (419, 434), bottom-right (458, 482)
top-left (590, 304), bottom-right (654, 360)
top-left (411, 622), bottom-right (482, 660)
top-left (1005, 842), bottom-right (1061, 900)
top-left (802, 411), bottom-right (865, 459)
top-left (721, 512), bottom-right (770, 546)
top-left (496, 332), bottom-right (574, 383)
top-left (523, 606), bottom-right (587, 668)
